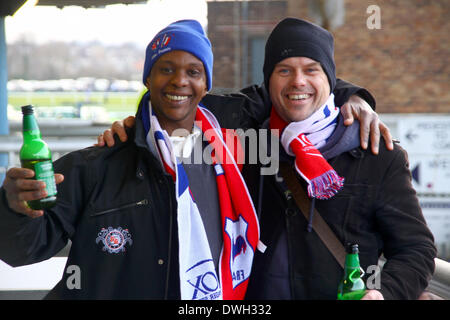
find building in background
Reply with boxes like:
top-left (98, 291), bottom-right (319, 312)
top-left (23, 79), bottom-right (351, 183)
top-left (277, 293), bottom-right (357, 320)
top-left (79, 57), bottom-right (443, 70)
top-left (207, 0), bottom-right (449, 114)
top-left (207, 0), bottom-right (286, 90)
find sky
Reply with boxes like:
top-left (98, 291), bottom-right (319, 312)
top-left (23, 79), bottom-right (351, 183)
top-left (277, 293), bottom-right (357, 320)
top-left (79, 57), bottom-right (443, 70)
top-left (5, 0), bottom-right (207, 48)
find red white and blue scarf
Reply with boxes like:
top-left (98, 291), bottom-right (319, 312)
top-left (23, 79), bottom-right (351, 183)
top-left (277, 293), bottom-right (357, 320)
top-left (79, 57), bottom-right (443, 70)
top-left (142, 97), bottom-right (259, 300)
top-left (270, 94), bottom-right (344, 199)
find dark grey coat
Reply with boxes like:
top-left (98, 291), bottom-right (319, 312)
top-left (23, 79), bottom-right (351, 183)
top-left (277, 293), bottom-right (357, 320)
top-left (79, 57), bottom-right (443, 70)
top-left (245, 116), bottom-right (436, 300)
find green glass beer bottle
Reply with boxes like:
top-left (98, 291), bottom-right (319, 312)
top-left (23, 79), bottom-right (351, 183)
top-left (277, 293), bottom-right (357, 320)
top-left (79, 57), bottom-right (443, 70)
top-left (337, 243), bottom-right (366, 300)
top-left (20, 105), bottom-right (57, 210)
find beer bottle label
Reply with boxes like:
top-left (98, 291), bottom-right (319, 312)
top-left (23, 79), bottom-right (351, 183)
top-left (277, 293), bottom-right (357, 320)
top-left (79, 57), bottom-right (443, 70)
top-left (35, 160), bottom-right (57, 197)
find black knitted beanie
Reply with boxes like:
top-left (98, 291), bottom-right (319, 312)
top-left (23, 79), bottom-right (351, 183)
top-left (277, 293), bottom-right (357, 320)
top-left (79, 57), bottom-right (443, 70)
top-left (263, 17), bottom-right (336, 92)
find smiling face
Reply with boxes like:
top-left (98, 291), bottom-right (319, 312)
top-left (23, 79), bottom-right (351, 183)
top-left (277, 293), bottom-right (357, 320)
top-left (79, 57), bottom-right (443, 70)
top-left (269, 56), bottom-right (331, 123)
top-left (146, 50), bottom-right (208, 135)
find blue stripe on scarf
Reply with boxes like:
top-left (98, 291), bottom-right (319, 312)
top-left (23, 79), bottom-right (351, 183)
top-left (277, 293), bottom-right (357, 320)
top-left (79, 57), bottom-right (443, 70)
top-left (313, 104), bottom-right (332, 125)
top-left (185, 259), bottom-right (214, 273)
top-left (324, 116), bottom-right (338, 128)
top-left (323, 105), bottom-right (331, 118)
top-left (154, 131), bottom-right (165, 141)
top-left (324, 117), bottom-right (338, 143)
top-left (177, 163), bottom-right (190, 197)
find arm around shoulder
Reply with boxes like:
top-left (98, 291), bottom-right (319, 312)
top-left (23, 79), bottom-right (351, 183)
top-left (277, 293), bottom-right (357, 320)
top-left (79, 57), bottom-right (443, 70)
top-left (334, 78), bottom-right (376, 110)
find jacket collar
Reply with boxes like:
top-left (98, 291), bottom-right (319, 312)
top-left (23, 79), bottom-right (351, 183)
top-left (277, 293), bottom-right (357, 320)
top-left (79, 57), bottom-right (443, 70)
top-left (319, 114), bottom-right (360, 159)
top-left (133, 100), bottom-right (170, 180)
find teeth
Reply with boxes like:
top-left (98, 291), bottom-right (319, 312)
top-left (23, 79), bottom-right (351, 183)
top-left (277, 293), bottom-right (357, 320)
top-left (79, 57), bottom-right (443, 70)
top-left (166, 94), bottom-right (189, 101)
top-left (288, 94), bottom-right (311, 100)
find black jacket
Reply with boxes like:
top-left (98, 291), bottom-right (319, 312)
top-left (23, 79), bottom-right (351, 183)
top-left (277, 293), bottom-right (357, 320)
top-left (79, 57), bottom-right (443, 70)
top-left (0, 115), bottom-right (182, 299)
top-left (0, 80), bottom-right (372, 299)
top-left (245, 117), bottom-right (437, 300)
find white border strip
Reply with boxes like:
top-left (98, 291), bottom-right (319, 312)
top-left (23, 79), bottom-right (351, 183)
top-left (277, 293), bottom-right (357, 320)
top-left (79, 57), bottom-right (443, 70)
top-left (0, 258), bottom-right (67, 290)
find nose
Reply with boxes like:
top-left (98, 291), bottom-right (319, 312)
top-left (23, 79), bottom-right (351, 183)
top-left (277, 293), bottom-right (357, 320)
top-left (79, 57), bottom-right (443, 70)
top-left (291, 70), bottom-right (307, 87)
top-left (170, 70), bottom-right (189, 88)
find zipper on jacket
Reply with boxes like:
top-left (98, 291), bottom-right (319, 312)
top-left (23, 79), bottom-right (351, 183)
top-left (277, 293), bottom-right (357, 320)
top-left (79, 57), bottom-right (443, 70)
top-left (164, 178), bottom-right (174, 300)
top-left (90, 199), bottom-right (149, 217)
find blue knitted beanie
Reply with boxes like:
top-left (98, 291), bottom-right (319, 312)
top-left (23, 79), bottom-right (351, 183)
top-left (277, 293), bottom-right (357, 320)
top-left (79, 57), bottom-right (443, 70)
top-left (142, 19), bottom-right (213, 91)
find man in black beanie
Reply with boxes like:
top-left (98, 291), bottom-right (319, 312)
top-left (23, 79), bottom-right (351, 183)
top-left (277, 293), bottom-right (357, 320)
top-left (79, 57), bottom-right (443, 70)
top-left (245, 17), bottom-right (436, 300)
top-left (263, 17), bottom-right (336, 92)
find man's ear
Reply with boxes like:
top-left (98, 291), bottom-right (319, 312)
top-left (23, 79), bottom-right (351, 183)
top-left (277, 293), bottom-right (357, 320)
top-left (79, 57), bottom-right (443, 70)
top-left (201, 86), bottom-right (208, 99)
top-left (202, 79), bottom-right (208, 97)
top-left (145, 77), bottom-right (151, 90)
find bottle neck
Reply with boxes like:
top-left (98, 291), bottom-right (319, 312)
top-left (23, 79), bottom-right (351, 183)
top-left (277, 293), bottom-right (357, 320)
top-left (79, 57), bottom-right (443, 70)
top-left (344, 253), bottom-right (361, 270)
top-left (22, 114), bottom-right (41, 139)
top-left (344, 253), bottom-right (365, 285)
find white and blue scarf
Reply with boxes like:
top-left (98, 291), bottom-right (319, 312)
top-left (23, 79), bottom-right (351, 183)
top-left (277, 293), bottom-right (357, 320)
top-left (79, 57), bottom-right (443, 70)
top-left (271, 94), bottom-right (344, 199)
top-left (141, 94), bottom-right (260, 300)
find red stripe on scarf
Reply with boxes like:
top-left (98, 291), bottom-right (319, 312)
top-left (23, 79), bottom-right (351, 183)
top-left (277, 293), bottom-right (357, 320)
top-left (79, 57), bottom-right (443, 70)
top-left (269, 107), bottom-right (344, 199)
top-left (196, 109), bottom-right (259, 299)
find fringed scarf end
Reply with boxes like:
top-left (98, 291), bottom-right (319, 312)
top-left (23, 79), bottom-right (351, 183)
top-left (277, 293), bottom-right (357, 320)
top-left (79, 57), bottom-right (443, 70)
top-left (307, 170), bottom-right (344, 200)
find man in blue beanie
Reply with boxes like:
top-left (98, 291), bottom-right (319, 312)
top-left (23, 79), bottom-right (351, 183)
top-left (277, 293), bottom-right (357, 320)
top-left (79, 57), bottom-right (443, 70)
top-left (142, 19), bottom-right (213, 91)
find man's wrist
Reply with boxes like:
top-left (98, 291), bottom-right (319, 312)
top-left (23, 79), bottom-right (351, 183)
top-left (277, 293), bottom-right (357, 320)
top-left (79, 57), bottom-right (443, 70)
top-left (356, 89), bottom-right (376, 110)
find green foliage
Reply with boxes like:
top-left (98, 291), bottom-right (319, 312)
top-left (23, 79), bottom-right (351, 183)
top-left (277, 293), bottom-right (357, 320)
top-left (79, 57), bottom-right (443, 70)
top-left (8, 91), bottom-right (139, 113)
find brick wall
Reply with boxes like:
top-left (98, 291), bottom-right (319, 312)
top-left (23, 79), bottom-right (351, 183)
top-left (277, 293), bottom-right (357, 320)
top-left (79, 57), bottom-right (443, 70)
top-left (207, 0), bottom-right (286, 90)
top-left (207, 0), bottom-right (449, 113)
top-left (331, 0), bottom-right (450, 113)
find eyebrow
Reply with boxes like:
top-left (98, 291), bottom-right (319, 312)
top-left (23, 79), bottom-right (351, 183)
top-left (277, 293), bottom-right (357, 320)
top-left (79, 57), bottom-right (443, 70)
top-left (158, 60), bottom-right (204, 68)
top-left (275, 61), bottom-right (321, 68)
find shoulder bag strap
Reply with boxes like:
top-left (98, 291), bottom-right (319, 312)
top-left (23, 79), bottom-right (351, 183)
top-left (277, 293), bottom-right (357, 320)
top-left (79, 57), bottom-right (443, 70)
top-left (279, 162), bottom-right (346, 269)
